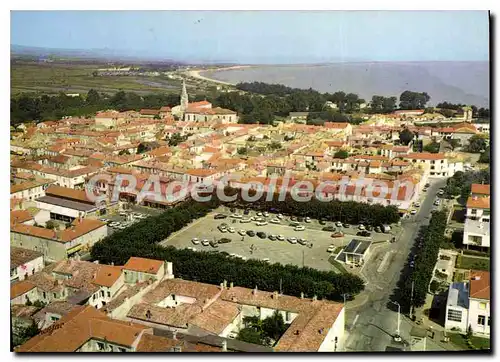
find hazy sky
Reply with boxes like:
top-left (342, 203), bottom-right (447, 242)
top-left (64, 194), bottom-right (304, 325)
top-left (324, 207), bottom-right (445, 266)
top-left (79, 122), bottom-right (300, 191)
top-left (11, 11), bottom-right (489, 63)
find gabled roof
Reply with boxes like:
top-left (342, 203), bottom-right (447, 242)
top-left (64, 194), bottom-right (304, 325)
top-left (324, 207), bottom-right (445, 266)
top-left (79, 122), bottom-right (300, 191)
top-left (123, 257), bottom-right (163, 274)
top-left (471, 184), bottom-right (490, 196)
top-left (469, 270), bottom-right (490, 300)
top-left (11, 280), bottom-right (36, 299)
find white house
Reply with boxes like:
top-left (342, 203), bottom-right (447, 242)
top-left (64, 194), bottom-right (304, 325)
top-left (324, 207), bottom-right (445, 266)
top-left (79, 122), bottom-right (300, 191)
top-left (463, 184), bottom-right (490, 249)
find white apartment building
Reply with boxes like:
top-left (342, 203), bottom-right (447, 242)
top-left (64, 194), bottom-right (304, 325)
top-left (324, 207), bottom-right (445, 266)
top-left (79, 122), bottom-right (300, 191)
top-left (444, 271), bottom-right (490, 338)
top-left (463, 184), bottom-right (490, 249)
top-left (402, 153), bottom-right (463, 177)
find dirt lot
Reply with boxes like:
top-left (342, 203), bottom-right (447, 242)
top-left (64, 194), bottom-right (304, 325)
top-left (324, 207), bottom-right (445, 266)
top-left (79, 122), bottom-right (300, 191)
top-left (161, 207), bottom-right (398, 272)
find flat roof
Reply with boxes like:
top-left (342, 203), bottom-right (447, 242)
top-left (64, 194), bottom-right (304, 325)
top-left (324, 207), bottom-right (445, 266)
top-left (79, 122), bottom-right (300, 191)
top-left (343, 239), bottom-right (372, 256)
top-left (36, 196), bottom-right (98, 212)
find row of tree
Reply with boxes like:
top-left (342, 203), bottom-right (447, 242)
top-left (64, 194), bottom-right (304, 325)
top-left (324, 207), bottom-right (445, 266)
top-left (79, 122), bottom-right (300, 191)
top-left (395, 210), bottom-right (448, 313)
top-left (436, 102), bottom-right (490, 119)
top-left (90, 198), bottom-right (366, 301)
top-left (221, 186), bottom-right (401, 226)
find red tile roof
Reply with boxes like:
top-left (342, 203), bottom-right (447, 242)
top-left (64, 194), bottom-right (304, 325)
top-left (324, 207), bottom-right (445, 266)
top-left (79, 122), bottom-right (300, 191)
top-left (471, 184), bottom-right (490, 196)
top-left (469, 270), bottom-right (490, 300)
top-left (123, 257), bottom-right (163, 274)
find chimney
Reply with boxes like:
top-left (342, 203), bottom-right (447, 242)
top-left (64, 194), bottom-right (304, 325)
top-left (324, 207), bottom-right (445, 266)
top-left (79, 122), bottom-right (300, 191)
top-left (312, 295), bottom-right (317, 302)
top-left (229, 282), bottom-right (234, 289)
top-left (111, 262), bottom-right (114, 266)
top-left (222, 339), bottom-right (228, 352)
top-left (253, 286), bottom-right (258, 296)
top-left (223, 280), bottom-right (227, 289)
top-left (172, 330), bottom-right (177, 340)
top-left (220, 282), bottom-right (224, 290)
top-left (301, 292), bottom-right (304, 299)
top-left (272, 291), bottom-right (279, 300)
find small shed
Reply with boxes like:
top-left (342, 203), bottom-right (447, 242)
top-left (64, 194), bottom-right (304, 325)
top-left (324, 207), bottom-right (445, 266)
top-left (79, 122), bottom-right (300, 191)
top-left (342, 239), bottom-right (373, 266)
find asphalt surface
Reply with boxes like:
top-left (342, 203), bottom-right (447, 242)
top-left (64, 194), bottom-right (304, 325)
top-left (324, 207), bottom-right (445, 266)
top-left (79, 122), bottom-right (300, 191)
top-left (161, 207), bottom-right (400, 272)
top-left (344, 178), bottom-right (449, 352)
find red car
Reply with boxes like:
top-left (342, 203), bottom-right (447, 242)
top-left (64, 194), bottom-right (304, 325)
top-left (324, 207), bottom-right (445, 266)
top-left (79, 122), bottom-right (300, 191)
top-left (331, 232), bottom-right (344, 238)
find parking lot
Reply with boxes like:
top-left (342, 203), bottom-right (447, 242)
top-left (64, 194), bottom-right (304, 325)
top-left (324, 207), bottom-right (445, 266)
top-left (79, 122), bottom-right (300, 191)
top-left (161, 207), bottom-right (400, 272)
top-left (102, 204), bottom-right (161, 234)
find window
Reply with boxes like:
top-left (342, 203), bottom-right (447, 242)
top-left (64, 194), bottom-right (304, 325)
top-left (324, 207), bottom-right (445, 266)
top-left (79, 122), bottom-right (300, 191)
top-left (97, 342), bottom-right (104, 351)
top-left (93, 294), bottom-right (96, 300)
top-left (107, 291), bottom-right (111, 298)
top-left (286, 312), bottom-right (291, 322)
top-left (471, 209), bottom-right (477, 215)
top-left (100, 290), bottom-right (105, 298)
top-left (43, 292), bottom-right (46, 299)
top-left (118, 348), bottom-right (126, 352)
top-left (50, 316), bottom-right (59, 321)
top-left (447, 309), bottom-right (462, 322)
top-left (488, 317), bottom-right (491, 326)
top-left (53, 293), bottom-right (57, 298)
top-left (478, 315), bottom-right (486, 325)
top-left (479, 302), bottom-right (487, 310)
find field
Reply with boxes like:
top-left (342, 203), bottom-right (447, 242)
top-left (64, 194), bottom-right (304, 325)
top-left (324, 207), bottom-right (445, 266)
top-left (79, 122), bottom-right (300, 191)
top-left (455, 255), bottom-right (490, 271)
top-left (11, 61), bottom-right (188, 95)
top-left (160, 206), bottom-right (398, 273)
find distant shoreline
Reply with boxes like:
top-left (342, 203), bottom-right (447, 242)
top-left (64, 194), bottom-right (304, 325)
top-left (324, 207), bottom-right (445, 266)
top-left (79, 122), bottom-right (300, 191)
top-left (186, 65), bottom-right (254, 86)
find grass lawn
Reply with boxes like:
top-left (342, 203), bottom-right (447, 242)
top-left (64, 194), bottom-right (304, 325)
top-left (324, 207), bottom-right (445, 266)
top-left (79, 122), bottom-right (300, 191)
top-left (449, 333), bottom-right (490, 350)
top-left (328, 256), bottom-right (349, 274)
top-left (455, 255), bottom-right (490, 271)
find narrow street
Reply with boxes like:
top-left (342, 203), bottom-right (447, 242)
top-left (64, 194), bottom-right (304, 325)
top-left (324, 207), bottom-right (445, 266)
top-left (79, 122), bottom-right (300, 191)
top-left (344, 178), bottom-right (448, 351)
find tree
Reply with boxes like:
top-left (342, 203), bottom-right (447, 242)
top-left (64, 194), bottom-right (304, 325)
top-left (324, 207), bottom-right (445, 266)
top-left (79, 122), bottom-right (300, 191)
top-left (268, 141), bottom-right (282, 150)
top-left (467, 324), bottom-right (473, 340)
top-left (237, 147), bottom-right (248, 155)
top-left (86, 89), bottom-right (100, 105)
top-left (399, 91), bottom-right (430, 110)
top-left (334, 150), bottom-right (349, 159)
top-left (399, 128), bottom-right (414, 145)
top-left (45, 220), bottom-right (56, 230)
top-left (466, 135), bottom-right (488, 153)
top-left (237, 328), bottom-right (263, 345)
top-left (12, 319), bottom-right (40, 347)
top-left (448, 139), bottom-right (461, 151)
top-left (261, 311), bottom-right (287, 341)
top-left (118, 149), bottom-right (131, 156)
top-left (92, 71), bottom-right (98, 77)
top-left (478, 147), bottom-right (490, 163)
top-left (423, 142), bottom-right (440, 153)
top-left (136, 143), bottom-right (148, 154)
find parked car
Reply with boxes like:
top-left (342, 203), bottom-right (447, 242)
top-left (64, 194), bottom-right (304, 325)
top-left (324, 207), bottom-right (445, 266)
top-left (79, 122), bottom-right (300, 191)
top-left (290, 216), bottom-right (297, 221)
top-left (298, 238), bottom-right (307, 245)
top-left (327, 245), bottom-right (335, 253)
top-left (304, 217), bottom-right (311, 223)
top-left (214, 213), bottom-right (227, 219)
top-left (357, 231), bottom-right (371, 237)
top-left (263, 212), bottom-right (269, 217)
top-left (187, 247), bottom-right (197, 252)
top-left (218, 238), bottom-right (232, 244)
top-left (294, 225), bottom-right (305, 231)
top-left (231, 214), bottom-right (242, 219)
top-left (322, 226), bottom-right (336, 232)
top-left (414, 202), bottom-right (421, 208)
top-left (240, 218), bottom-right (252, 223)
top-left (358, 224), bottom-right (366, 230)
top-left (381, 224), bottom-right (391, 233)
top-left (256, 212), bottom-right (263, 216)
top-left (218, 225), bottom-right (228, 233)
top-left (425, 183), bottom-right (431, 188)
top-left (319, 219), bottom-right (327, 225)
top-left (270, 218), bottom-right (281, 224)
top-left (277, 214), bottom-right (284, 219)
top-left (262, 258), bottom-right (270, 263)
top-left (375, 226), bottom-right (382, 233)
top-left (410, 210), bottom-right (417, 215)
top-left (297, 217), bottom-right (304, 222)
top-left (257, 232), bottom-right (267, 239)
top-left (335, 221), bottom-right (343, 227)
top-left (191, 238), bottom-right (200, 245)
top-left (343, 223), bottom-right (350, 228)
top-left (366, 225), bottom-right (373, 231)
top-left (238, 229), bottom-right (246, 236)
top-left (256, 221), bottom-right (268, 226)
top-left (210, 240), bottom-right (219, 248)
top-left (228, 227), bottom-right (236, 233)
top-left (228, 332), bottom-right (238, 339)
top-left (277, 234), bottom-right (285, 241)
top-left (290, 221), bottom-right (300, 227)
top-left (246, 230), bottom-right (255, 237)
top-left (243, 209), bottom-right (250, 215)
top-left (268, 235), bottom-right (277, 241)
top-left (287, 237), bottom-right (298, 244)
top-left (331, 232), bottom-right (344, 238)
top-left (202, 239), bottom-right (210, 246)
top-left (434, 199), bottom-right (441, 206)
top-left (230, 207), bottom-right (236, 213)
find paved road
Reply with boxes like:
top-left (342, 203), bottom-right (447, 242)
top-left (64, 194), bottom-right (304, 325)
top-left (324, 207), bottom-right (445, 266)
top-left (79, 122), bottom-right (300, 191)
top-left (344, 178), bottom-right (448, 352)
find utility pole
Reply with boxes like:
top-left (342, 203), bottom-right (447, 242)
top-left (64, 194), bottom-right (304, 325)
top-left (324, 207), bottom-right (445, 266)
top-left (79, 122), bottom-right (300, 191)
top-left (390, 301), bottom-right (402, 342)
